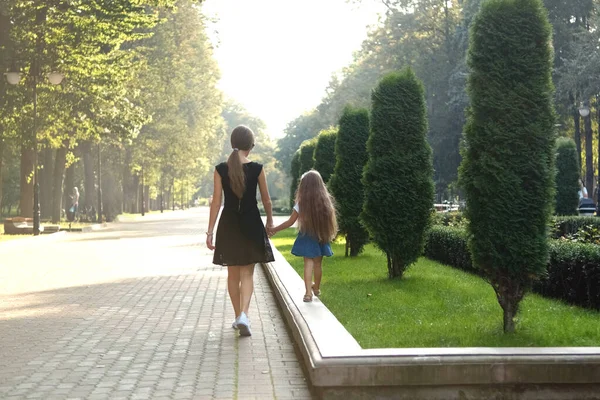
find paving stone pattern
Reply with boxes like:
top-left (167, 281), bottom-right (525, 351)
top-left (0, 209), bottom-right (312, 400)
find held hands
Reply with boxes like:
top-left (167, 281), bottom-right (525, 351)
top-left (266, 220), bottom-right (277, 238)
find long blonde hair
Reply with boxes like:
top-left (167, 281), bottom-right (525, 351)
top-left (295, 170), bottom-right (338, 243)
top-left (228, 126), bottom-right (255, 199)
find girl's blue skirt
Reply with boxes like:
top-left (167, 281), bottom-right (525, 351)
top-left (291, 233), bottom-right (333, 258)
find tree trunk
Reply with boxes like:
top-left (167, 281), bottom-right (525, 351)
top-left (350, 241), bottom-right (361, 257)
top-left (574, 107), bottom-right (581, 170)
top-left (131, 173), bottom-right (139, 214)
top-left (41, 147), bottom-right (53, 219)
top-left (81, 141), bottom-right (95, 213)
top-left (492, 276), bottom-right (525, 333)
top-left (52, 145), bottom-right (68, 223)
top-left (345, 238), bottom-right (349, 257)
top-left (386, 253), bottom-right (406, 279)
top-left (0, 134), bottom-right (4, 216)
top-left (20, 145), bottom-right (34, 218)
top-left (122, 147), bottom-right (133, 213)
top-left (596, 96), bottom-right (600, 203)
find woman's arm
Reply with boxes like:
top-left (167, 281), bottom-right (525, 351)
top-left (206, 169), bottom-right (222, 250)
top-left (257, 168), bottom-right (274, 231)
top-left (270, 211), bottom-right (298, 236)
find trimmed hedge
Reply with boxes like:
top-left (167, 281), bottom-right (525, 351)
top-left (424, 226), bottom-right (600, 310)
top-left (432, 213), bottom-right (600, 239)
top-left (535, 241), bottom-right (600, 310)
top-left (424, 226), bottom-right (476, 274)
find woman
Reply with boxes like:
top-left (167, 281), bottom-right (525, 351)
top-left (206, 125), bottom-right (275, 337)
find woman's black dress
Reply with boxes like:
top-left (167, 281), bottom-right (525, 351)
top-left (213, 161), bottom-right (275, 266)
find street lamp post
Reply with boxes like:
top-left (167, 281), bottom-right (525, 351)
top-left (97, 142), bottom-right (103, 223)
top-left (579, 102), bottom-right (593, 199)
top-left (579, 102), bottom-right (598, 215)
top-left (4, 70), bottom-right (64, 235)
top-left (141, 165), bottom-right (145, 217)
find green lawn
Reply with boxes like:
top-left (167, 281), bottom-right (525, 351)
top-left (271, 229), bottom-right (600, 348)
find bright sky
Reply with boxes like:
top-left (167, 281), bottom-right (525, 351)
top-left (202, 0), bottom-right (384, 139)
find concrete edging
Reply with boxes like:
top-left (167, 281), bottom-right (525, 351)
top-left (262, 246), bottom-right (600, 400)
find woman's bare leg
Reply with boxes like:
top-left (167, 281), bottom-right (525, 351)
top-left (227, 266), bottom-right (241, 318)
top-left (239, 264), bottom-right (255, 315)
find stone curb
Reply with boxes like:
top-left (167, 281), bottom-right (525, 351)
top-left (262, 245), bottom-right (600, 400)
top-left (80, 223), bottom-right (108, 232)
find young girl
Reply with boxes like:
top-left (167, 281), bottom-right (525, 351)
top-left (270, 170), bottom-right (337, 302)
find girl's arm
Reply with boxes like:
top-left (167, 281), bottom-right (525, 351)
top-left (206, 169), bottom-right (222, 250)
top-left (270, 210), bottom-right (298, 236)
top-left (257, 168), bottom-right (274, 231)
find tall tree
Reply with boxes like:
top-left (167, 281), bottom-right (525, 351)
top-left (289, 151), bottom-right (301, 209)
top-left (555, 137), bottom-right (580, 216)
top-left (459, 0), bottom-right (556, 333)
top-left (362, 69), bottom-right (434, 279)
top-left (329, 106), bottom-right (370, 257)
top-left (298, 138), bottom-right (317, 177)
top-left (313, 128), bottom-right (337, 184)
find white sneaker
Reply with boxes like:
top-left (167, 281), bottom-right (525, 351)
top-left (237, 312), bottom-right (252, 337)
top-left (232, 318), bottom-right (239, 329)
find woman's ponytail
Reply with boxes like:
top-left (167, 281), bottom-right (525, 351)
top-left (227, 126), bottom-right (255, 199)
top-left (227, 148), bottom-right (245, 199)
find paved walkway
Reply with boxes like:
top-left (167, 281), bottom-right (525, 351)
top-left (0, 208), bottom-right (312, 400)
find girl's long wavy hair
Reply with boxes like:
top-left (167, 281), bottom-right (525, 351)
top-left (228, 125), bottom-right (255, 199)
top-left (295, 170), bottom-right (338, 243)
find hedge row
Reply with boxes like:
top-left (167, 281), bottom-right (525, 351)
top-left (433, 212), bottom-right (600, 239)
top-left (424, 226), bottom-right (600, 310)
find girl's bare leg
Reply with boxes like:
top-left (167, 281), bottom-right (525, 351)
top-left (303, 257), bottom-right (314, 297)
top-left (313, 256), bottom-right (323, 293)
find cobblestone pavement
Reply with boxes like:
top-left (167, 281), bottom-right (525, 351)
top-left (0, 208), bottom-right (312, 400)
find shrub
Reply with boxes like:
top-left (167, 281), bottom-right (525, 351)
top-left (555, 137), bottom-right (579, 216)
top-left (458, 0), bottom-right (556, 332)
top-left (552, 216), bottom-right (600, 239)
top-left (424, 226), bottom-right (475, 274)
top-left (362, 68), bottom-right (434, 279)
top-left (313, 128), bottom-right (338, 184)
top-left (425, 226), bottom-right (600, 311)
top-left (431, 211), bottom-right (467, 228)
top-left (534, 241), bottom-right (600, 310)
top-left (329, 106), bottom-right (370, 256)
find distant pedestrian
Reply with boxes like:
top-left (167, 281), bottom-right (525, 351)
top-left (579, 178), bottom-right (588, 200)
top-left (67, 187), bottom-right (79, 222)
top-left (269, 170), bottom-right (337, 303)
top-left (206, 126), bottom-right (275, 337)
